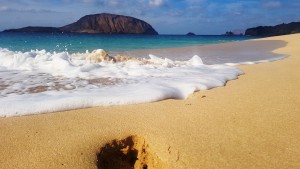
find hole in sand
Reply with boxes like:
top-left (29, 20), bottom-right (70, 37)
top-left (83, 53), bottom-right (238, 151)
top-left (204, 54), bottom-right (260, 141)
top-left (97, 135), bottom-right (164, 169)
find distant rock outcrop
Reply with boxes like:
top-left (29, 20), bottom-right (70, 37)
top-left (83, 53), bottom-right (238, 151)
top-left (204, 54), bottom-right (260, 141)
top-left (245, 22), bottom-right (300, 36)
top-left (3, 26), bottom-right (61, 33)
top-left (223, 31), bottom-right (235, 36)
top-left (3, 13), bottom-right (158, 35)
top-left (186, 32), bottom-right (196, 36)
top-left (222, 31), bottom-right (243, 36)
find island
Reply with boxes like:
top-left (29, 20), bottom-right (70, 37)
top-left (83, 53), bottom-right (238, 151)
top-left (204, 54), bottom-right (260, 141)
top-left (3, 13), bottom-right (158, 35)
top-left (186, 32), bottom-right (196, 36)
top-left (245, 21), bottom-right (300, 36)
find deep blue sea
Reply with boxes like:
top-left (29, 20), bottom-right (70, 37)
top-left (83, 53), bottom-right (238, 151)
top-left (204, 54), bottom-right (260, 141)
top-left (0, 32), bottom-right (256, 53)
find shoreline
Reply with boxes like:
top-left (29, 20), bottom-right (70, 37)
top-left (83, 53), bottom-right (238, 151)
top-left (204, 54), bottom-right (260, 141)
top-left (0, 34), bottom-right (300, 168)
top-left (112, 39), bottom-right (286, 64)
top-left (0, 37), bottom-right (286, 117)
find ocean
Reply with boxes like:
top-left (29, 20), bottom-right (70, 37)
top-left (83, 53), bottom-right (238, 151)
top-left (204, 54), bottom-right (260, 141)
top-left (0, 33), bottom-right (284, 117)
top-left (0, 32), bottom-right (254, 53)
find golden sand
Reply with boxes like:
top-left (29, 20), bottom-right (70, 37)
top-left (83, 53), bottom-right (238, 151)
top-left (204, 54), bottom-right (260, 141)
top-left (0, 34), bottom-right (300, 169)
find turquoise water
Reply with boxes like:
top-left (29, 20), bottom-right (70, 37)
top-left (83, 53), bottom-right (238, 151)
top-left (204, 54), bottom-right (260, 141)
top-left (0, 32), bottom-right (256, 53)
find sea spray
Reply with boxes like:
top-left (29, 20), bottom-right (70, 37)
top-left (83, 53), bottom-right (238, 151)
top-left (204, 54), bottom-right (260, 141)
top-left (0, 48), bottom-right (244, 117)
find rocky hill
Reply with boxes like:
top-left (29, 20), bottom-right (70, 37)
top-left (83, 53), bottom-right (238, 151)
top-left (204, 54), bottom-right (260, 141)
top-left (3, 13), bottom-right (158, 35)
top-left (245, 22), bottom-right (300, 36)
top-left (60, 13), bottom-right (158, 34)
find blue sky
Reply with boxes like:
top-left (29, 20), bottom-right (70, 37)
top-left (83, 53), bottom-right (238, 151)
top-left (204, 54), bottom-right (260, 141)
top-left (0, 0), bottom-right (299, 34)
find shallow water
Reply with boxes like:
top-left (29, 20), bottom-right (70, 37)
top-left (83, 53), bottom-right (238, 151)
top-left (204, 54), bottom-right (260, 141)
top-left (123, 40), bottom-right (287, 64)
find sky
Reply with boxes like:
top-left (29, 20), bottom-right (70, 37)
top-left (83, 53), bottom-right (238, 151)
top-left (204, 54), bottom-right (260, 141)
top-left (0, 0), bottom-right (299, 34)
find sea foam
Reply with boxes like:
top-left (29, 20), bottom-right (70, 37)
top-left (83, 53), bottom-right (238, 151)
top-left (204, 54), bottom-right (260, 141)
top-left (0, 47), bottom-right (244, 117)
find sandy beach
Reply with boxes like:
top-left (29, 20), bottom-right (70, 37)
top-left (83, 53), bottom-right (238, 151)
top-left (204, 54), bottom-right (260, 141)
top-left (0, 34), bottom-right (300, 169)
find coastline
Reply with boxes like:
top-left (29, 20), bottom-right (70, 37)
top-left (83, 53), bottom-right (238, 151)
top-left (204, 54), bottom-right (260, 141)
top-left (116, 39), bottom-right (286, 64)
top-left (0, 34), bottom-right (300, 168)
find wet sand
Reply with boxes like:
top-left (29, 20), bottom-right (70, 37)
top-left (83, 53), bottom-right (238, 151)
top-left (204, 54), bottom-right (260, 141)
top-left (0, 34), bottom-right (300, 169)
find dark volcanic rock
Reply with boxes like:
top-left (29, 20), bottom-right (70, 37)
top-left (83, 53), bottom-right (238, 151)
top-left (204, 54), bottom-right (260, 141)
top-left (245, 22), bottom-right (300, 36)
top-left (3, 13), bottom-right (158, 35)
top-left (186, 32), bottom-right (196, 36)
top-left (3, 26), bottom-right (61, 33)
top-left (222, 31), bottom-right (243, 36)
top-left (60, 13), bottom-right (158, 35)
top-left (223, 31), bottom-right (234, 36)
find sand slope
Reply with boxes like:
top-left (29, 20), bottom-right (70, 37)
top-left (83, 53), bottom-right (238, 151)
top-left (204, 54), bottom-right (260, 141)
top-left (0, 34), bottom-right (300, 169)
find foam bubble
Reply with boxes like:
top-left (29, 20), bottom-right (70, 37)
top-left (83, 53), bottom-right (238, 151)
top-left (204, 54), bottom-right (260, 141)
top-left (0, 47), bottom-right (280, 117)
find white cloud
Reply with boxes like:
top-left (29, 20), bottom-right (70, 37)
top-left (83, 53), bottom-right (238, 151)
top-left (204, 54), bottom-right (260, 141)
top-left (107, 0), bottom-right (121, 6)
top-left (264, 1), bottom-right (281, 8)
top-left (79, 0), bottom-right (96, 3)
top-left (149, 0), bottom-right (164, 7)
top-left (0, 5), bottom-right (9, 11)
